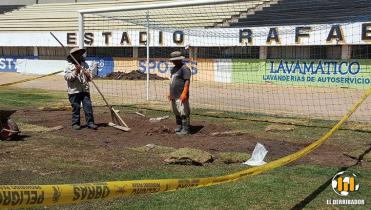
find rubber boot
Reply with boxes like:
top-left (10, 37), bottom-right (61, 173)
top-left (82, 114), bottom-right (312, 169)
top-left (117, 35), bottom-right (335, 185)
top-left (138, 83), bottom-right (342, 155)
top-left (177, 117), bottom-right (190, 136)
top-left (175, 116), bottom-right (182, 132)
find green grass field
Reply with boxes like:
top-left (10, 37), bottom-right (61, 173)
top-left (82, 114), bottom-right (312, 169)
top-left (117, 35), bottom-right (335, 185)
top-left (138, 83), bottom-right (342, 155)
top-left (0, 87), bottom-right (370, 210)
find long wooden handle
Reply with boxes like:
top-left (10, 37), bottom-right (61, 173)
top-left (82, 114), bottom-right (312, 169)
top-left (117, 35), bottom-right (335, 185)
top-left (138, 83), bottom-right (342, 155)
top-left (89, 79), bottom-right (111, 107)
top-left (49, 32), bottom-right (111, 108)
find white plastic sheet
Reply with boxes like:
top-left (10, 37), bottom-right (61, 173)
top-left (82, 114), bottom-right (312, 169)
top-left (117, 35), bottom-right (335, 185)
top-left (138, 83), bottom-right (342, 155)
top-left (243, 143), bottom-right (268, 166)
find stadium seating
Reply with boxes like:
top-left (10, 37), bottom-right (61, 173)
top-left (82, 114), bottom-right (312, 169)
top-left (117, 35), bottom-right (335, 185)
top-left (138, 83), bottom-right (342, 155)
top-left (230, 0), bottom-right (371, 27)
top-left (0, 5), bottom-right (24, 15)
top-left (0, 0), bottom-right (275, 31)
top-left (1, 0), bottom-right (370, 31)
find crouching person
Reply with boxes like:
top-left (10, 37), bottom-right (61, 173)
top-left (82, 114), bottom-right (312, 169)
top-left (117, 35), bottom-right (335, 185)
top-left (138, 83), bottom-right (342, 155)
top-left (64, 48), bottom-right (98, 130)
top-left (168, 51), bottom-right (191, 136)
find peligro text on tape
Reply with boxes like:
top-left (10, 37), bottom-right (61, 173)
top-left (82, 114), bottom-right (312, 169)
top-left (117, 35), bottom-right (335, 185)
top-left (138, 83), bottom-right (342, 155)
top-left (0, 88), bottom-right (370, 209)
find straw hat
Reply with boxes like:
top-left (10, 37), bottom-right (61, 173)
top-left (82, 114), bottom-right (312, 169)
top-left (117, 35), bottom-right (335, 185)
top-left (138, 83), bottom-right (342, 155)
top-left (67, 47), bottom-right (86, 59)
top-left (169, 51), bottom-right (185, 61)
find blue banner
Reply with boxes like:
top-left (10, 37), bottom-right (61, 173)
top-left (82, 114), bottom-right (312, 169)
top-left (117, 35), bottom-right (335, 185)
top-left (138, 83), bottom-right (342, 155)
top-left (0, 57), bottom-right (36, 72)
top-left (86, 57), bottom-right (114, 77)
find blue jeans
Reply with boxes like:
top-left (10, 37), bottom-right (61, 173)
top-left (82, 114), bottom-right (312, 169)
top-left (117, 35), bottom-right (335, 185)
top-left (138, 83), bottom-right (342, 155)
top-left (68, 92), bottom-right (95, 126)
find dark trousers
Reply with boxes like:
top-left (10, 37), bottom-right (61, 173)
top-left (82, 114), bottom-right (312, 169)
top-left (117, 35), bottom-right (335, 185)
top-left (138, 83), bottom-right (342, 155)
top-left (68, 92), bottom-right (95, 126)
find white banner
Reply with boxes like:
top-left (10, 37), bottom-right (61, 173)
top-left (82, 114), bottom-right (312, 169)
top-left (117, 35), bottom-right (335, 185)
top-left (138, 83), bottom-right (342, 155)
top-left (0, 22), bottom-right (370, 47)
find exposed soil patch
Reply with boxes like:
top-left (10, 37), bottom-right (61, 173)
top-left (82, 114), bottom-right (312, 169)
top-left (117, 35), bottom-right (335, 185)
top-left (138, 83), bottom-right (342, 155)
top-left (5, 108), bottom-right (357, 169)
top-left (145, 125), bottom-right (173, 136)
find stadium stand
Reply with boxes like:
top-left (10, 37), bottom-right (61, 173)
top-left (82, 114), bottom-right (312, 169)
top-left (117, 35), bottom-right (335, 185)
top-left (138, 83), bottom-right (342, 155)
top-left (0, 5), bottom-right (24, 15)
top-left (1, 0), bottom-right (34, 5)
top-left (229, 0), bottom-right (371, 27)
top-left (1, 0), bottom-right (113, 4)
top-left (0, 0), bottom-right (276, 31)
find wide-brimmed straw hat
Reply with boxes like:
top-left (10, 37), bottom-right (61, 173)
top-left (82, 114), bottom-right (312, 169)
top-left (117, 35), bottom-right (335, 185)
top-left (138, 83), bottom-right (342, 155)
top-left (67, 47), bottom-right (86, 59)
top-left (169, 51), bottom-right (185, 61)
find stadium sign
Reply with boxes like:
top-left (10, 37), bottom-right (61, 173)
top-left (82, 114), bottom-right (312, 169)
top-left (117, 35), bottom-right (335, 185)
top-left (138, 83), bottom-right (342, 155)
top-left (0, 22), bottom-right (370, 47)
top-left (65, 22), bottom-right (371, 47)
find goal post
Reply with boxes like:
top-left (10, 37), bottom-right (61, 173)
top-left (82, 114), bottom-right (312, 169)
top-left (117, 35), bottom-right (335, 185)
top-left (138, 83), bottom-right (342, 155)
top-left (77, 0), bottom-right (246, 48)
top-left (78, 0), bottom-right (246, 102)
top-left (75, 0), bottom-right (371, 123)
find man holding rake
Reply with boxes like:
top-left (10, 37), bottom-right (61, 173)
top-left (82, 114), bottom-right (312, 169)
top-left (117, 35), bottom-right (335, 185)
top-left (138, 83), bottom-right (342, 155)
top-left (64, 48), bottom-right (98, 130)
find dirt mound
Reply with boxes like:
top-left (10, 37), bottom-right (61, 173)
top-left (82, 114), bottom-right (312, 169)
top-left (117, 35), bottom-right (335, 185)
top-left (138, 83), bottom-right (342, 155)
top-left (105, 71), bottom-right (168, 80)
top-left (164, 148), bottom-right (214, 166)
top-left (145, 125), bottom-right (173, 136)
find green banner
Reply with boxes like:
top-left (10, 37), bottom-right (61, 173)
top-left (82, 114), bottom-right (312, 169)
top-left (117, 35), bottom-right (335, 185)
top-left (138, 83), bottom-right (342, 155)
top-left (232, 59), bottom-right (371, 89)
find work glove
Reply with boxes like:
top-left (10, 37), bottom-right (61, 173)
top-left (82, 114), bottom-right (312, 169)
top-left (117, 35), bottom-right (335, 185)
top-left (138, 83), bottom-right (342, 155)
top-left (179, 83), bottom-right (189, 103)
top-left (74, 65), bottom-right (82, 75)
top-left (179, 92), bottom-right (188, 103)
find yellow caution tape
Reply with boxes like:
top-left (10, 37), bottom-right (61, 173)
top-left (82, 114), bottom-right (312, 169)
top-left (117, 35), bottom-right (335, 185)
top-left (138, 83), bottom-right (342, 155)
top-left (0, 88), bottom-right (370, 209)
top-left (0, 71), bottom-right (63, 87)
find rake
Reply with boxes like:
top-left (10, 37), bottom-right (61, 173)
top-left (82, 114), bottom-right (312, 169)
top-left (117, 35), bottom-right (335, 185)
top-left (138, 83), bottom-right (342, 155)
top-left (50, 32), bottom-right (130, 132)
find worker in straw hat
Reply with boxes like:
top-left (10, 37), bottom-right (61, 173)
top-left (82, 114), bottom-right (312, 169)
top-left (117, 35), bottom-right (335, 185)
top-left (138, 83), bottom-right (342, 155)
top-left (168, 51), bottom-right (192, 136)
top-left (64, 48), bottom-right (98, 130)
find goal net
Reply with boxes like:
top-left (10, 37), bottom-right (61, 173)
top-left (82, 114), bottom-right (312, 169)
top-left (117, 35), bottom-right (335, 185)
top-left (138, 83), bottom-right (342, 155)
top-left (78, 0), bottom-right (371, 123)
